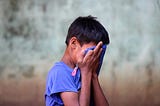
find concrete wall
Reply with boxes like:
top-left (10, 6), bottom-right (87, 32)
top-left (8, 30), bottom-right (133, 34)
top-left (0, 0), bottom-right (160, 106)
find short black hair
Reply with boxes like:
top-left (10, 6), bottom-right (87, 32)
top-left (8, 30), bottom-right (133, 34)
top-left (65, 15), bottom-right (110, 46)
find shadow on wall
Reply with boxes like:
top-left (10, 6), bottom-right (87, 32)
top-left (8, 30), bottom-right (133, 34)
top-left (0, 0), bottom-right (160, 106)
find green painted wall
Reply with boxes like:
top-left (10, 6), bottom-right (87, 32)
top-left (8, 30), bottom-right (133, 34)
top-left (0, 0), bottom-right (160, 105)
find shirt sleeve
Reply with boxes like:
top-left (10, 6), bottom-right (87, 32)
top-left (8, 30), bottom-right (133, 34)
top-left (46, 66), bottom-right (78, 96)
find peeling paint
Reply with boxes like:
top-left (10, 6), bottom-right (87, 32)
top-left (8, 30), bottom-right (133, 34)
top-left (0, 0), bottom-right (160, 106)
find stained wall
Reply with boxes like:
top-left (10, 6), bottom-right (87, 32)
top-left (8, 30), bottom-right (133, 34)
top-left (0, 0), bottom-right (160, 106)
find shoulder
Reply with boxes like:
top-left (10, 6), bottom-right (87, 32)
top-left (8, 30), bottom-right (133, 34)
top-left (48, 62), bottom-right (71, 77)
top-left (47, 61), bottom-right (74, 83)
top-left (45, 62), bottom-right (81, 96)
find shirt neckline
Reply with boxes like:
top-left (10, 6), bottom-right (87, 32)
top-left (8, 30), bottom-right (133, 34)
top-left (58, 61), bottom-right (74, 72)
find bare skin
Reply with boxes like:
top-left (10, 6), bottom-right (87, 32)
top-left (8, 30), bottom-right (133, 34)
top-left (92, 70), bottom-right (109, 106)
top-left (60, 37), bottom-right (109, 106)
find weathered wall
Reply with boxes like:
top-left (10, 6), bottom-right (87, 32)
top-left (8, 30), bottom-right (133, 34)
top-left (0, 0), bottom-right (160, 106)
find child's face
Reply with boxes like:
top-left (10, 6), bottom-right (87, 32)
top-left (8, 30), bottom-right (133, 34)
top-left (68, 37), bottom-right (97, 65)
top-left (75, 42), bottom-right (96, 64)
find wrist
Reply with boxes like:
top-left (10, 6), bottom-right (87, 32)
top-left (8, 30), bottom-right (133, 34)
top-left (80, 67), bottom-right (92, 75)
top-left (81, 70), bottom-right (92, 77)
top-left (92, 73), bottom-right (98, 79)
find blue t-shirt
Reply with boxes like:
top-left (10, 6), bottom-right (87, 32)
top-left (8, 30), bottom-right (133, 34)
top-left (45, 62), bottom-right (81, 106)
top-left (45, 45), bottom-right (107, 106)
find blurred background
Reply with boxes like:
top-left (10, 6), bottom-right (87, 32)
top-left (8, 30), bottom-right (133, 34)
top-left (0, 0), bottom-right (160, 106)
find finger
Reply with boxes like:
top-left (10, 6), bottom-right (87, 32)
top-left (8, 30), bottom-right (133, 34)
top-left (97, 48), bottom-right (102, 59)
top-left (77, 50), bottom-right (85, 64)
top-left (94, 41), bottom-right (103, 55)
top-left (93, 48), bottom-right (102, 64)
top-left (83, 50), bottom-right (94, 62)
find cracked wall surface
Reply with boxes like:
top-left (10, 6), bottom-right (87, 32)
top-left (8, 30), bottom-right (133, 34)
top-left (0, 0), bottom-right (160, 106)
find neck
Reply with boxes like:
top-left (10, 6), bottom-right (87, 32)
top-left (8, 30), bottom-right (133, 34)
top-left (61, 47), bottom-right (75, 69)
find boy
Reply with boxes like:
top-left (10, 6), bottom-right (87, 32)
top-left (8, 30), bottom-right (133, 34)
top-left (45, 16), bottom-right (110, 106)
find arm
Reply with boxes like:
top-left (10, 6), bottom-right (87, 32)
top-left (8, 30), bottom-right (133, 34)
top-left (92, 74), bottom-right (109, 106)
top-left (91, 42), bottom-right (109, 106)
top-left (79, 70), bottom-right (92, 106)
top-left (60, 92), bottom-right (79, 106)
top-left (60, 41), bottom-right (104, 106)
top-left (60, 70), bottom-right (92, 106)
top-left (60, 45), bottom-right (96, 106)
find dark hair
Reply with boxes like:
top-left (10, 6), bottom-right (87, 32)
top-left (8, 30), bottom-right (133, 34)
top-left (65, 16), bottom-right (110, 46)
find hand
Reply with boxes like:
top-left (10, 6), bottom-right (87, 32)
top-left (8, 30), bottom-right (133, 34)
top-left (77, 41), bottom-right (103, 75)
top-left (92, 42), bottom-right (103, 78)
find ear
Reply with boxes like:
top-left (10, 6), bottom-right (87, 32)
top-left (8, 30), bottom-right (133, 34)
top-left (69, 37), bottom-right (80, 49)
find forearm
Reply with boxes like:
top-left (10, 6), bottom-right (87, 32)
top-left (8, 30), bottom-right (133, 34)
top-left (79, 73), bottom-right (92, 106)
top-left (79, 71), bottom-right (92, 106)
top-left (92, 75), bottom-right (109, 106)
